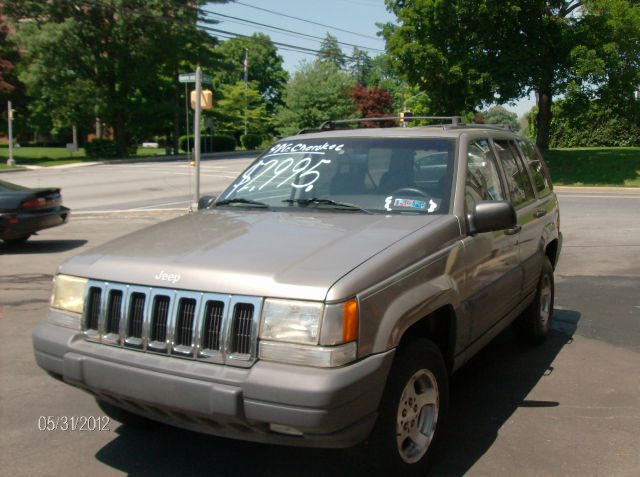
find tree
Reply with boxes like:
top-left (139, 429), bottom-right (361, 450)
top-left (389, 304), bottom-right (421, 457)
top-left (0, 13), bottom-right (27, 139)
top-left (318, 33), bottom-right (347, 69)
top-left (349, 48), bottom-right (373, 85)
top-left (383, 0), bottom-right (640, 150)
top-left (277, 61), bottom-right (356, 136)
top-left (7, 0), bottom-right (226, 154)
top-left (481, 106), bottom-right (521, 132)
top-left (214, 33), bottom-right (288, 113)
top-left (212, 81), bottom-right (270, 138)
top-left (352, 84), bottom-right (394, 122)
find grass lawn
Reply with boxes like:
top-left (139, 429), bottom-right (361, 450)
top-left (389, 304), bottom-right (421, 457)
top-left (0, 145), bottom-right (166, 169)
top-left (544, 147), bottom-right (640, 187)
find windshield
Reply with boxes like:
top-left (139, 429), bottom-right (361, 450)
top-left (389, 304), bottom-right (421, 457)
top-left (218, 137), bottom-right (456, 214)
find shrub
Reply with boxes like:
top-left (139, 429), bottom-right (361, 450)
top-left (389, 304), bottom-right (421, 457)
top-left (84, 139), bottom-right (119, 159)
top-left (179, 134), bottom-right (236, 153)
top-left (240, 133), bottom-right (263, 150)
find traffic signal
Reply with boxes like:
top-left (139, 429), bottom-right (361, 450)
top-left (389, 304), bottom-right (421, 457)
top-left (191, 89), bottom-right (213, 110)
top-left (400, 110), bottom-right (413, 125)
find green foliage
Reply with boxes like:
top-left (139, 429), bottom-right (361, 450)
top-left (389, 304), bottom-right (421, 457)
top-left (318, 33), bottom-right (347, 69)
top-left (548, 98), bottom-right (640, 147)
top-left (277, 61), bottom-right (357, 136)
top-left (214, 33), bottom-right (288, 113)
top-left (7, 1), bottom-right (224, 154)
top-left (179, 134), bottom-right (236, 153)
top-left (212, 81), bottom-right (271, 139)
top-left (84, 139), bottom-right (119, 159)
top-left (544, 147), bottom-right (640, 186)
top-left (383, 0), bottom-right (640, 150)
top-left (241, 133), bottom-right (263, 150)
top-left (481, 106), bottom-right (521, 132)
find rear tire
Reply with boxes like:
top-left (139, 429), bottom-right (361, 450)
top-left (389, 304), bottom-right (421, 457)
top-left (361, 339), bottom-right (449, 476)
top-left (513, 257), bottom-right (555, 345)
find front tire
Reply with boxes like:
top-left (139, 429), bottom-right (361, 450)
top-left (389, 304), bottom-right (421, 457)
top-left (363, 339), bottom-right (449, 475)
top-left (513, 256), bottom-right (555, 345)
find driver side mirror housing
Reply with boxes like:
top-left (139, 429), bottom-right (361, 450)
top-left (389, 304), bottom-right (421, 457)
top-left (468, 201), bottom-right (517, 235)
top-left (197, 195), bottom-right (217, 210)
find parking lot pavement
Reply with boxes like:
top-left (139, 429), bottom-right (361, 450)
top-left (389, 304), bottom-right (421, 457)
top-left (1, 189), bottom-right (639, 476)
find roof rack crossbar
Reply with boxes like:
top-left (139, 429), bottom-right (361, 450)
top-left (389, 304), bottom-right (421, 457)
top-left (316, 116), bottom-right (465, 131)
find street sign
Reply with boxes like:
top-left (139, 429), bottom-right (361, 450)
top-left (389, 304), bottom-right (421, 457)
top-left (178, 73), bottom-right (212, 84)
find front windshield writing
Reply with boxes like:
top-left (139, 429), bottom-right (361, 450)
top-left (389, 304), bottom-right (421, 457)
top-left (220, 137), bottom-right (455, 214)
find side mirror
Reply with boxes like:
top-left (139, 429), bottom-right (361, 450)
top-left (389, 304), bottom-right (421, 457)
top-left (468, 201), bottom-right (516, 234)
top-left (197, 195), bottom-right (217, 210)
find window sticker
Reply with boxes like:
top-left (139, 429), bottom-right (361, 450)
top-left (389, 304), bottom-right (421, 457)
top-left (384, 196), bottom-right (439, 213)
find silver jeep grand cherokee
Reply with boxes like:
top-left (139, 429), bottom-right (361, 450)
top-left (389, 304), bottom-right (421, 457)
top-left (33, 117), bottom-right (561, 475)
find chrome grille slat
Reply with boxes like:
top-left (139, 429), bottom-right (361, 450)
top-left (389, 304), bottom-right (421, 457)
top-left (202, 300), bottom-right (224, 351)
top-left (128, 293), bottom-right (145, 338)
top-left (106, 290), bottom-right (123, 335)
top-left (83, 280), bottom-right (261, 367)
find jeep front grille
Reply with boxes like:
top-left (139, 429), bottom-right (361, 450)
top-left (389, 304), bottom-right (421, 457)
top-left (82, 281), bottom-right (261, 367)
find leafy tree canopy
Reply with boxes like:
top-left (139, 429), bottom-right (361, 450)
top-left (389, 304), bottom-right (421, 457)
top-left (481, 106), bottom-right (521, 132)
top-left (383, 0), bottom-right (640, 150)
top-left (7, 0), bottom-right (226, 152)
top-left (277, 60), bottom-right (356, 136)
top-left (212, 81), bottom-right (271, 138)
top-left (214, 33), bottom-right (288, 113)
top-left (318, 33), bottom-right (347, 69)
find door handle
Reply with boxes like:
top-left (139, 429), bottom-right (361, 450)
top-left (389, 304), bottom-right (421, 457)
top-left (534, 209), bottom-right (547, 218)
top-left (505, 225), bottom-right (522, 235)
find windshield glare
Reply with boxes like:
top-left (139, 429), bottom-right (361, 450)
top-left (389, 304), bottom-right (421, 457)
top-left (220, 137), bottom-right (455, 214)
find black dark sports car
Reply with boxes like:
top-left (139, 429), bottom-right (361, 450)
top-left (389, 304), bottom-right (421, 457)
top-left (0, 179), bottom-right (70, 245)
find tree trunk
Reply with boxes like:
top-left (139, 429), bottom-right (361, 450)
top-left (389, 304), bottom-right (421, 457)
top-left (535, 88), bottom-right (553, 151)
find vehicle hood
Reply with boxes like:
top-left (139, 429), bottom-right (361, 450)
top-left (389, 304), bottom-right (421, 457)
top-left (59, 209), bottom-right (449, 301)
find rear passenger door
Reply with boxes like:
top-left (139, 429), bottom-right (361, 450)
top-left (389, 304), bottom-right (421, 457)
top-left (492, 138), bottom-right (541, 297)
top-left (516, 139), bottom-right (556, 293)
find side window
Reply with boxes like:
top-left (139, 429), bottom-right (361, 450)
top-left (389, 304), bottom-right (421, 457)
top-left (465, 139), bottom-right (504, 213)
top-left (493, 139), bottom-right (535, 207)
top-left (517, 139), bottom-right (552, 197)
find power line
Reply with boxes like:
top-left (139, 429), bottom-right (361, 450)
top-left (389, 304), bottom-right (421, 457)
top-left (234, 1), bottom-right (384, 42)
top-left (200, 25), bottom-right (360, 61)
top-left (203, 10), bottom-right (384, 53)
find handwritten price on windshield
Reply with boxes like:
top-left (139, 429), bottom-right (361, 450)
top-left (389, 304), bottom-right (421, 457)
top-left (225, 156), bottom-right (332, 198)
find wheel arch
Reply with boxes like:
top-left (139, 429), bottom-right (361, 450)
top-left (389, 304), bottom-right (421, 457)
top-left (397, 305), bottom-right (457, 375)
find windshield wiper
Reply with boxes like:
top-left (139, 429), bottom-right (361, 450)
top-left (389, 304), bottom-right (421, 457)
top-left (215, 198), bottom-right (269, 208)
top-left (282, 198), bottom-right (373, 214)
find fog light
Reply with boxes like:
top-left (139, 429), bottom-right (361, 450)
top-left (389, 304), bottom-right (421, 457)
top-left (269, 423), bottom-right (303, 436)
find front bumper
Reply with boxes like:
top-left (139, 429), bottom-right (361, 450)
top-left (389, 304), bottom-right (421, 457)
top-left (33, 323), bottom-right (394, 448)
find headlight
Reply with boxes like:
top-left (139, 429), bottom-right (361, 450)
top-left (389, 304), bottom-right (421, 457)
top-left (259, 297), bottom-right (359, 367)
top-left (50, 274), bottom-right (87, 314)
top-left (260, 299), bottom-right (323, 345)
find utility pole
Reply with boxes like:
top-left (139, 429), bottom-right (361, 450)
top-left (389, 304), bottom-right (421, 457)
top-left (7, 101), bottom-right (15, 166)
top-left (244, 48), bottom-right (248, 136)
top-left (193, 66), bottom-right (202, 209)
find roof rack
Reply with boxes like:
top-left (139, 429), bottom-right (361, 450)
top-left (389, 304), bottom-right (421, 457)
top-left (307, 116), bottom-right (465, 132)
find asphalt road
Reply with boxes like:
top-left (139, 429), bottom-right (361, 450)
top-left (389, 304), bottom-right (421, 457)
top-left (1, 163), bottom-right (639, 476)
top-left (2, 157), bottom-right (256, 212)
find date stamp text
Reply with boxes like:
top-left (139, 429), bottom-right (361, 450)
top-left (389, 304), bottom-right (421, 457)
top-left (37, 416), bottom-right (110, 432)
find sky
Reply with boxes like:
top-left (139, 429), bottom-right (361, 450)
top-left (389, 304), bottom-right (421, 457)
top-left (204, 0), bottom-right (535, 117)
